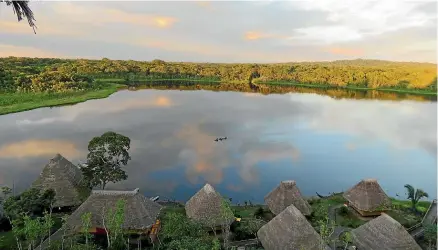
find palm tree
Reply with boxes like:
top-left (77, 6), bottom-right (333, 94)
top-left (1, 0), bottom-right (36, 33)
top-left (404, 184), bottom-right (429, 211)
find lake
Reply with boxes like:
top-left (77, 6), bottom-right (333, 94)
top-left (0, 88), bottom-right (436, 203)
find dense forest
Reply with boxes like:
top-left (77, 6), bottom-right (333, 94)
top-left (0, 57), bottom-right (436, 94)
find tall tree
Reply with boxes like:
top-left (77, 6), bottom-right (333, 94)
top-left (404, 184), bottom-right (429, 211)
top-left (1, 0), bottom-right (36, 33)
top-left (82, 131), bottom-right (131, 190)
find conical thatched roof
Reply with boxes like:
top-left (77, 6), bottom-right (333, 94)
top-left (63, 188), bottom-right (162, 232)
top-left (264, 180), bottom-right (312, 216)
top-left (343, 179), bottom-right (391, 212)
top-left (351, 213), bottom-right (422, 250)
top-left (257, 204), bottom-right (330, 250)
top-left (185, 183), bottom-right (234, 227)
top-left (32, 154), bottom-right (87, 207)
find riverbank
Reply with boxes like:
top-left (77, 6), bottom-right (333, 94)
top-left (0, 84), bottom-right (121, 115)
top-left (0, 78), bottom-right (436, 116)
top-left (258, 80), bottom-right (437, 96)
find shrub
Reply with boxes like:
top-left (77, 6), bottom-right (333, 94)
top-left (338, 206), bottom-right (349, 216)
top-left (254, 207), bottom-right (264, 218)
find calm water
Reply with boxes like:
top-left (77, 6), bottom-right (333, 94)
top-left (0, 89), bottom-right (436, 203)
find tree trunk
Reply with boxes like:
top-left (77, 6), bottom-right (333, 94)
top-left (102, 181), bottom-right (106, 190)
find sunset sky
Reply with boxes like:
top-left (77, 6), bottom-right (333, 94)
top-left (0, 0), bottom-right (436, 63)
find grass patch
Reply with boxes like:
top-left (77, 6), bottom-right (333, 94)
top-left (0, 84), bottom-right (122, 115)
top-left (386, 210), bottom-right (422, 228)
top-left (308, 194), bottom-right (430, 229)
top-left (232, 205), bottom-right (266, 218)
top-left (390, 198), bottom-right (431, 213)
top-left (335, 207), bottom-right (366, 228)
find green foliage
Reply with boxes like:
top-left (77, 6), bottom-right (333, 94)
top-left (81, 212), bottom-right (92, 246)
top-left (404, 184), bottom-right (429, 211)
top-left (338, 206), bottom-right (349, 216)
top-left (161, 212), bottom-right (206, 239)
top-left (0, 57), bottom-right (436, 95)
top-left (160, 212), bottom-right (215, 250)
top-left (3, 188), bottom-right (55, 221)
top-left (254, 207), bottom-right (264, 218)
top-left (82, 131), bottom-right (131, 189)
top-left (231, 218), bottom-right (265, 241)
top-left (340, 231), bottom-right (353, 250)
top-left (424, 223), bottom-right (438, 249)
top-left (317, 216), bottom-right (335, 249)
top-left (104, 199), bottom-right (126, 250)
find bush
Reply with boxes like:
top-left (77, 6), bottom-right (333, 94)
top-left (254, 207), bottom-right (264, 218)
top-left (338, 206), bottom-right (349, 216)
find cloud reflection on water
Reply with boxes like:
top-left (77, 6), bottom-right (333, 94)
top-left (0, 89), bottom-right (435, 200)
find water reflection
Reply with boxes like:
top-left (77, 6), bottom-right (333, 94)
top-left (0, 89), bottom-right (436, 203)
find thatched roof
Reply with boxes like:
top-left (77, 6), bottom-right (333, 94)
top-left (185, 183), bottom-right (234, 227)
top-left (32, 154), bottom-right (87, 207)
top-left (351, 213), bottom-right (422, 250)
top-left (63, 188), bottom-right (162, 232)
top-left (343, 179), bottom-right (391, 212)
top-left (264, 180), bottom-right (312, 216)
top-left (257, 204), bottom-right (330, 250)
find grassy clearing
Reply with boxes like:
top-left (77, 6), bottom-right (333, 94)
top-left (261, 81), bottom-right (437, 95)
top-left (0, 84), bottom-right (122, 115)
top-left (390, 198), bottom-right (431, 213)
top-left (160, 204), bottom-right (269, 219)
top-left (308, 194), bottom-right (431, 229)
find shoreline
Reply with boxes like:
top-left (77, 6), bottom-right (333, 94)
top-left (0, 79), bottom-right (436, 116)
top-left (259, 81), bottom-right (437, 96)
top-left (0, 84), bottom-right (122, 116)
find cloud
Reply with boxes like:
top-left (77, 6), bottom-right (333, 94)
top-left (176, 123), bottom-right (229, 184)
top-left (289, 93), bottom-right (437, 157)
top-left (16, 94), bottom-right (173, 126)
top-left (1, 1), bottom-right (435, 62)
top-left (244, 31), bottom-right (271, 40)
top-left (243, 93), bottom-right (262, 97)
top-left (0, 44), bottom-right (61, 58)
top-left (240, 146), bottom-right (300, 183)
top-left (289, 0), bottom-right (436, 44)
top-left (52, 2), bottom-right (177, 29)
top-left (0, 139), bottom-right (82, 159)
top-left (104, 9), bottom-right (177, 28)
top-left (326, 47), bottom-right (364, 56)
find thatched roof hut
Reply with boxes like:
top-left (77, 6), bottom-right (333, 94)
top-left (32, 154), bottom-right (88, 208)
top-left (63, 188), bottom-right (162, 232)
top-left (264, 180), bottom-right (312, 216)
top-left (257, 204), bottom-right (330, 250)
top-left (351, 213), bottom-right (422, 250)
top-left (185, 183), bottom-right (234, 227)
top-left (343, 179), bottom-right (391, 216)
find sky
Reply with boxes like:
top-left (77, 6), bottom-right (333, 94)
top-left (0, 0), bottom-right (437, 63)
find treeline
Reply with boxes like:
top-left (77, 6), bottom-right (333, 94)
top-left (0, 57), bottom-right (436, 94)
